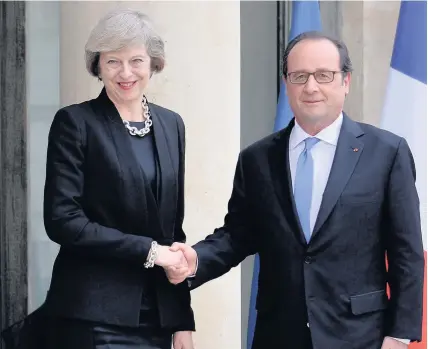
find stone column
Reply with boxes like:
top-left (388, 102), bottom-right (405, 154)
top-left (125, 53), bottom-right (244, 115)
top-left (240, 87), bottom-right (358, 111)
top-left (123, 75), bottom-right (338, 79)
top-left (60, 2), bottom-right (242, 348)
top-left (361, 1), bottom-right (400, 126)
top-left (340, 1), bottom-right (400, 125)
top-left (340, 1), bottom-right (365, 122)
top-left (0, 2), bottom-right (27, 342)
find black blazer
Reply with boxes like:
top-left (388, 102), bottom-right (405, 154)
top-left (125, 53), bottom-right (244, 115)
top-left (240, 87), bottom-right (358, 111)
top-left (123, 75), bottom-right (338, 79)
top-left (191, 115), bottom-right (424, 349)
top-left (43, 89), bottom-right (195, 331)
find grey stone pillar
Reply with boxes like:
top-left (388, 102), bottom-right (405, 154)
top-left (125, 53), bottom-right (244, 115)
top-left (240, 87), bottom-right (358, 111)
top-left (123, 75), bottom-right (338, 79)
top-left (0, 1), bottom-right (28, 345)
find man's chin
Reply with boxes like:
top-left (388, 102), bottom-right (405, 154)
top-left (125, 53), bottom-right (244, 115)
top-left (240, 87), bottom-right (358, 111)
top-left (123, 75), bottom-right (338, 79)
top-left (301, 113), bottom-right (326, 123)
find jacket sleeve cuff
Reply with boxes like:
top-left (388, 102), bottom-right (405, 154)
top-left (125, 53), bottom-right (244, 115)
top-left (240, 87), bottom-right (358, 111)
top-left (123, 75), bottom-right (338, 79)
top-left (386, 336), bottom-right (410, 345)
top-left (187, 256), bottom-right (199, 278)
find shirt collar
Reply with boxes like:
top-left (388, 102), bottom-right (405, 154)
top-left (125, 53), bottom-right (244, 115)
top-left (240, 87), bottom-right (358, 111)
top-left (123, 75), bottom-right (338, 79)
top-left (289, 112), bottom-right (343, 150)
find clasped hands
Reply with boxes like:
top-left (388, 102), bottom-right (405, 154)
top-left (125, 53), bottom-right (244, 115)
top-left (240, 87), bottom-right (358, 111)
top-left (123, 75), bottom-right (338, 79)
top-left (155, 243), bottom-right (197, 284)
top-left (154, 243), bottom-right (197, 348)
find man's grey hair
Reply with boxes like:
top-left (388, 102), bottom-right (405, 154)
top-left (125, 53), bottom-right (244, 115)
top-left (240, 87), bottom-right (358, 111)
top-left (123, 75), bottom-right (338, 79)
top-left (85, 8), bottom-right (165, 77)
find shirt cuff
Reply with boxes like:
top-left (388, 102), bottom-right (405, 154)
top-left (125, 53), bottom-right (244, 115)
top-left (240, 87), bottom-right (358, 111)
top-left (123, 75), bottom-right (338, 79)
top-left (387, 336), bottom-right (410, 345)
top-left (187, 256), bottom-right (198, 278)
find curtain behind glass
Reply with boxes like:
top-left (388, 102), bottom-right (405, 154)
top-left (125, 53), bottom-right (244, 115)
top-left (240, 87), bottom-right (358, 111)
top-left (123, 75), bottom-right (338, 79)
top-left (26, 1), bottom-right (61, 313)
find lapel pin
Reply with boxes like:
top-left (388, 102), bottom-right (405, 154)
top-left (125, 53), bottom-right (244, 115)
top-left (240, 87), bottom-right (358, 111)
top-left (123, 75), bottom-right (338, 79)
top-left (353, 148), bottom-right (359, 152)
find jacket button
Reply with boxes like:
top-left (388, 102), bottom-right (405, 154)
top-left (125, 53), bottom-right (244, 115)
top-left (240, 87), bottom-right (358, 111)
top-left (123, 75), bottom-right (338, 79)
top-left (304, 256), bottom-right (312, 264)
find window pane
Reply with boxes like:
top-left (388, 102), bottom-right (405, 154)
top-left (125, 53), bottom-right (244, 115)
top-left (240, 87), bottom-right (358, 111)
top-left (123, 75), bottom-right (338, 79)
top-left (26, 1), bottom-right (60, 313)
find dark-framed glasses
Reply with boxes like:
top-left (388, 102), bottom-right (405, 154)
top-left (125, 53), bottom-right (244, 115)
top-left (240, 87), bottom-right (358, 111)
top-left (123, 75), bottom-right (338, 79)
top-left (287, 71), bottom-right (343, 84)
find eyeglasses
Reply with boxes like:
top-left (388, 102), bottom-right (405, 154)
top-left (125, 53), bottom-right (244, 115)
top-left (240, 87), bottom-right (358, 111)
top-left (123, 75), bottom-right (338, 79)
top-left (287, 71), bottom-right (343, 84)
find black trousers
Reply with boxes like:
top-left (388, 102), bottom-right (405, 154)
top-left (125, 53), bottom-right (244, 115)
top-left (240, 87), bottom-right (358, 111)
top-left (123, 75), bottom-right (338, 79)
top-left (252, 325), bottom-right (313, 349)
top-left (45, 317), bottom-right (172, 349)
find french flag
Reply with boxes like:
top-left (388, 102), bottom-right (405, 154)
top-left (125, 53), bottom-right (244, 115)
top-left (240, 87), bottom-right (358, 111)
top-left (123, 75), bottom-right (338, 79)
top-left (380, 1), bottom-right (427, 347)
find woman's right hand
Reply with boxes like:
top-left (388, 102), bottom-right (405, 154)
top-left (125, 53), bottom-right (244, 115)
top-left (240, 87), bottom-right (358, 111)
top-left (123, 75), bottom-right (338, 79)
top-left (155, 245), bottom-right (188, 269)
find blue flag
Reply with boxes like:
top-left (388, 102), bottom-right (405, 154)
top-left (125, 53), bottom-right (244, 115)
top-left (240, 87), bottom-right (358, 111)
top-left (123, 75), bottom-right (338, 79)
top-left (274, 1), bottom-right (322, 131)
top-left (247, 2), bottom-right (321, 348)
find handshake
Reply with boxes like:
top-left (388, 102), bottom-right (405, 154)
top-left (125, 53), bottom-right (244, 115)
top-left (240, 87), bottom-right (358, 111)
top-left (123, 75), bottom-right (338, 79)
top-left (155, 243), bottom-right (198, 285)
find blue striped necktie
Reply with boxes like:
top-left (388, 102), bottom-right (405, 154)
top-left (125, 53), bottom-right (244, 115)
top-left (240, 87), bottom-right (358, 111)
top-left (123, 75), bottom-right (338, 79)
top-left (294, 137), bottom-right (320, 242)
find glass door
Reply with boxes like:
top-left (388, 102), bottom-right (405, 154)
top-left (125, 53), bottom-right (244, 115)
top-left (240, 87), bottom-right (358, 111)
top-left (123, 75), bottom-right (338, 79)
top-left (26, 1), bottom-right (61, 312)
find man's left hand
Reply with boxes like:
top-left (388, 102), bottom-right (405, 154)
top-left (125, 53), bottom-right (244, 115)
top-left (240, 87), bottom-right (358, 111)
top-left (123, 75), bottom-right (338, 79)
top-left (381, 337), bottom-right (408, 349)
top-left (173, 331), bottom-right (195, 349)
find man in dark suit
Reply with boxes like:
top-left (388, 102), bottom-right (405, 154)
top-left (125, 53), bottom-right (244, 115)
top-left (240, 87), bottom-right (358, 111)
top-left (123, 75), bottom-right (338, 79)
top-left (167, 32), bottom-right (424, 349)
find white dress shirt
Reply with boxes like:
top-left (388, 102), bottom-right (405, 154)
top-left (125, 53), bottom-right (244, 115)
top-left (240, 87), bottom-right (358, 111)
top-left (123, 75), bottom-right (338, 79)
top-left (288, 113), bottom-right (409, 346)
top-left (289, 114), bottom-right (342, 235)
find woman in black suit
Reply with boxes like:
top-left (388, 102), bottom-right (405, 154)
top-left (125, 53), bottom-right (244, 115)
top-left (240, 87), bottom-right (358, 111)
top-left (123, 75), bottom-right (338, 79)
top-left (43, 8), bottom-right (195, 349)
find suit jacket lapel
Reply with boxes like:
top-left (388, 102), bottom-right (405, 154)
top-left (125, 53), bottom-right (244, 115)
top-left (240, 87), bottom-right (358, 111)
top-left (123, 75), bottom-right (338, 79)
top-left (95, 89), bottom-right (177, 240)
top-left (311, 114), bottom-right (364, 239)
top-left (94, 89), bottom-right (152, 232)
top-left (150, 105), bottom-right (177, 237)
top-left (269, 119), bottom-right (308, 246)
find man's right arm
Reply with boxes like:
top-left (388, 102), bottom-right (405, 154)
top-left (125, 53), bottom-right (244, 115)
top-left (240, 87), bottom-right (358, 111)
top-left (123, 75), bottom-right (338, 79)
top-left (171, 152), bottom-right (258, 289)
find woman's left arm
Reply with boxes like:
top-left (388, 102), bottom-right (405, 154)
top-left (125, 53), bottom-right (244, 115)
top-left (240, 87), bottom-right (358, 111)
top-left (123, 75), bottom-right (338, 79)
top-left (174, 112), bottom-right (187, 244)
top-left (169, 112), bottom-right (197, 332)
top-left (173, 331), bottom-right (194, 349)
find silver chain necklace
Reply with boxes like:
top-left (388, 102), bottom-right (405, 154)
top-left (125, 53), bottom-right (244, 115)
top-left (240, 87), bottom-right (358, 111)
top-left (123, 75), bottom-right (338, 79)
top-left (122, 95), bottom-right (152, 137)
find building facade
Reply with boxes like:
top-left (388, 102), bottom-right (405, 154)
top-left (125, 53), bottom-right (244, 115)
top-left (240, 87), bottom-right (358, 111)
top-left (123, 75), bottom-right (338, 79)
top-left (0, 2), bottom-right (402, 349)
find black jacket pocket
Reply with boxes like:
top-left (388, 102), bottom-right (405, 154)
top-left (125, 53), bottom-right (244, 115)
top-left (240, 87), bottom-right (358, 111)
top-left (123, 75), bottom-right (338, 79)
top-left (350, 289), bottom-right (388, 315)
